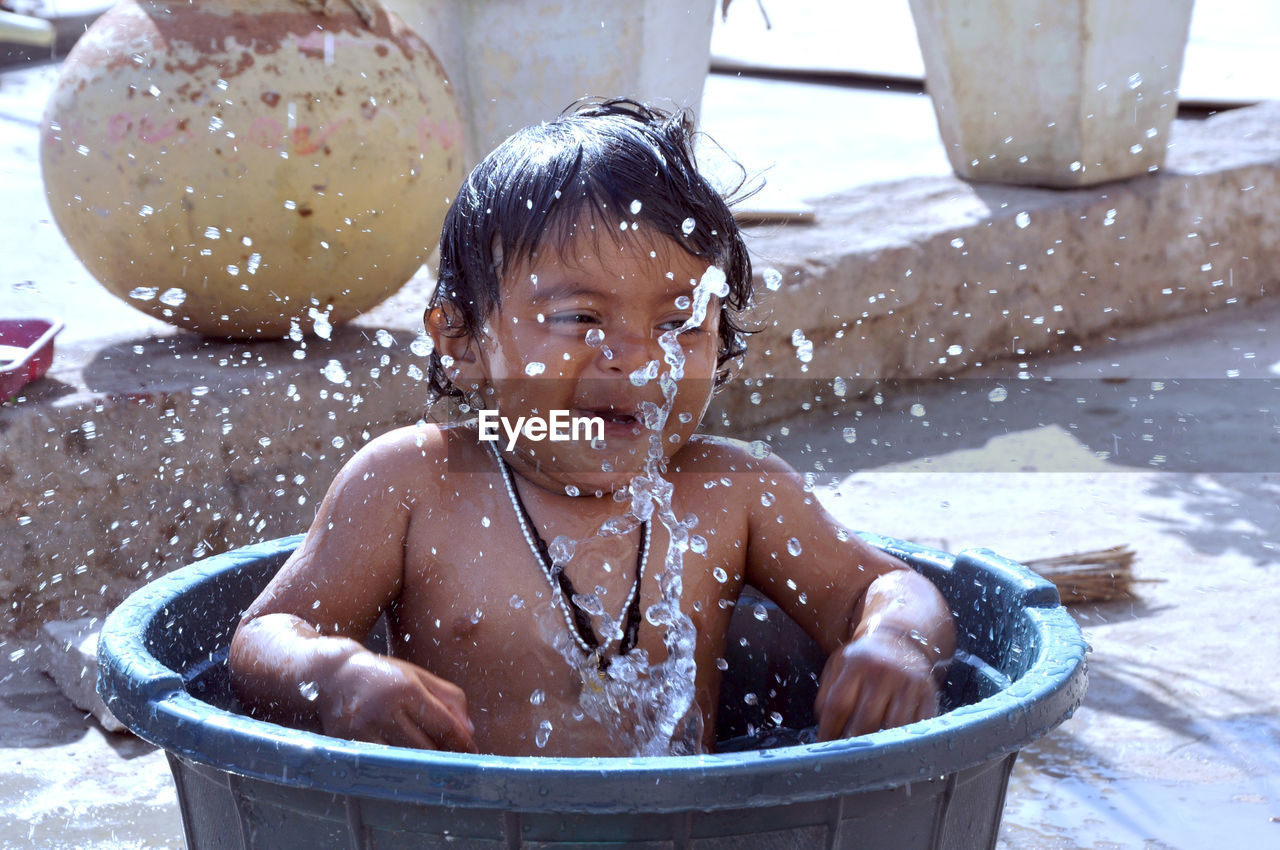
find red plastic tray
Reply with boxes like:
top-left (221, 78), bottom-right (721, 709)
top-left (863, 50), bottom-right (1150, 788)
top-left (0, 319), bottom-right (64, 401)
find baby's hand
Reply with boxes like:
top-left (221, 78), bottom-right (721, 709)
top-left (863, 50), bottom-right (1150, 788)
top-left (317, 650), bottom-right (478, 752)
top-left (813, 631), bottom-right (940, 740)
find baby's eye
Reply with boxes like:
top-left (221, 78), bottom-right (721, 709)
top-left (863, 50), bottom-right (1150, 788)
top-left (549, 312), bottom-right (599, 325)
top-left (658, 317), bottom-right (701, 334)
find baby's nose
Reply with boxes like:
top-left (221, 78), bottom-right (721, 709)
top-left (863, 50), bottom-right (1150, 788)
top-left (598, 327), bottom-right (658, 374)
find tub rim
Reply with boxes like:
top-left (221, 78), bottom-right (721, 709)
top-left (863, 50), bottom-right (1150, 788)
top-left (98, 534), bottom-right (1087, 813)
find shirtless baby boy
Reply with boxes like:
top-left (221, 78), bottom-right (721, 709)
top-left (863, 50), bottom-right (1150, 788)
top-left (230, 99), bottom-right (956, 757)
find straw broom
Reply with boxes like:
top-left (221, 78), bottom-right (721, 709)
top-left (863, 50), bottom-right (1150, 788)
top-left (1023, 545), bottom-right (1161, 604)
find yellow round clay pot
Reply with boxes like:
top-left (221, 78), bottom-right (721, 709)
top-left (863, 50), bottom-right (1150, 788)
top-left (41, 0), bottom-right (464, 338)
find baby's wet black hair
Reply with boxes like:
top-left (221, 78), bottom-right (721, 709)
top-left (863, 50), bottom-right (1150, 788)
top-left (426, 97), bottom-right (755, 401)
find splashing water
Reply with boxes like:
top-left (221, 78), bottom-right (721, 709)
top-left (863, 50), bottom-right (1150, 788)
top-left (308, 305), bottom-right (333, 340)
top-left (409, 332), bottom-right (434, 357)
top-left (542, 264), bottom-right (730, 756)
top-left (790, 330), bottom-right (814, 364)
top-left (321, 360), bottom-right (347, 384)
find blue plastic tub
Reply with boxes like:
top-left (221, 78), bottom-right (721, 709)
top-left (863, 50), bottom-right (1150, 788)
top-left (98, 535), bottom-right (1086, 849)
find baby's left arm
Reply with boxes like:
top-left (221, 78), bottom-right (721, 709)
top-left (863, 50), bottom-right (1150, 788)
top-left (742, 454), bottom-right (956, 739)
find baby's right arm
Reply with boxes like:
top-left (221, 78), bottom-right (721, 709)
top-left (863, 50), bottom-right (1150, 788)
top-left (228, 427), bottom-right (476, 752)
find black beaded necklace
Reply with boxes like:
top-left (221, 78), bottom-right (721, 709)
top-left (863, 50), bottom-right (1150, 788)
top-left (491, 445), bottom-right (647, 672)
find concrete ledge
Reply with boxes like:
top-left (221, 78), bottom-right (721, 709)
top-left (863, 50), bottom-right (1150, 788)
top-left (0, 1), bottom-right (109, 68)
top-left (35, 616), bottom-right (124, 732)
top-left (2, 326), bottom-right (435, 633)
top-left (722, 101), bottom-right (1280, 426)
top-left (2, 102), bottom-right (1278, 635)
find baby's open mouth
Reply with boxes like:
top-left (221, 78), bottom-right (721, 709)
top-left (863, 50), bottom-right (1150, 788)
top-left (577, 406), bottom-right (643, 430)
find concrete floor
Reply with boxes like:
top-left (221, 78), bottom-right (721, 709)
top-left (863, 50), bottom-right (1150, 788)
top-left (761, 300), bottom-right (1280, 848)
top-left (3, 298), bottom-right (1278, 848)
top-left (3, 3), bottom-right (1280, 848)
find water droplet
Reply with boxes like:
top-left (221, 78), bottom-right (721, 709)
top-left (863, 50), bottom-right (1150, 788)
top-left (946, 344), bottom-right (963, 356)
top-left (833, 377), bottom-right (847, 397)
top-left (988, 387), bottom-right (1009, 403)
top-left (1015, 211), bottom-right (1030, 229)
top-left (681, 217), bottom-right (696, 235)
top-left (762, 268), bottom-right (782, 291)
top-left (585, 328), bottom-right (605, 347)
top-left (910, 403), bottom-right (926, 417)
top-left (842, 427), bottom-right (857, 444)
top-left (629, 360), bottom-right (659, 386)
top-left (786, 537), bottom-right (802, 557)
top-left (548, 535), bottom-right (575, 566)
top-left (674, 294), bottom-right (691, 310)
top-left (630, 199), bottom-right (642, 214)
top-left (509, 594), bottom-right (525, 610)
top-left (299, 681), bottom-right (319, 701)
top-left (712, 566), bottom-right (728, 583)
top-left (159, 288), bottom-right (187, 307)
top-left (752, 605), bottom-right (768, 621)
top-left (746, 440), bottom-right (771, 459)
top-left (529, 689), bottom-right (546, 706)
top-left (321, 360), bottom-right (347, 384)
top-left (308, 306), bottom-right (332, 340)
top-left (698, 265), bottom-right (729, 298)
top-left (129, 287), bottom-right (158, 301)
top-left (950, 237), bottom-right (965, 249)
top-left (716, 657), bottom-right (728, 671)
top-left (410, 333), bottom-right (434, 356)
top-left (743, 692), bottom-right (758, 706)
top-left (760, 491), bottom-right (775, 507)
top-left (689, 535), bottom-right (707, 554)
top-left (535, 716), bottom-right (555, 752)
top-left (1127, 72), bottom-right (1143, 90)
top-left (572, 592), bottom-right (604, 617)
top-left (790, 330), bottom-right (813, 363)
top-left (525, 361), bottom-right (546, 376)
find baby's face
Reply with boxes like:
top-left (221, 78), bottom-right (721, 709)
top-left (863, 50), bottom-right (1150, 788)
top-left (473, 222), bottom-right (721, 493)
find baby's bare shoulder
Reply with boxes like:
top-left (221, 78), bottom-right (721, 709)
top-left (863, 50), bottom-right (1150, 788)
top-left (351, 423), bottom-right (445, 473)
top-left (673, 434), bottom-right (803, 479)
top-left (341, 423), bottom-right (477, 494)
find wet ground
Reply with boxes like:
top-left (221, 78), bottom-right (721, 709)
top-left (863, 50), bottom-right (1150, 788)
top-left (4, 1), bottom-right (1280, 847)
top-left (758, 301), bottom-right (1280, 848)
top-left (0, 645), bottom-right (180, 849)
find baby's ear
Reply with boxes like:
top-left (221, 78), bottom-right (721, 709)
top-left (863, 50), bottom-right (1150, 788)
top-left (426, 303), bottom-right (471, 347)
top-left (427, 303), bottom-right (483, 394)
